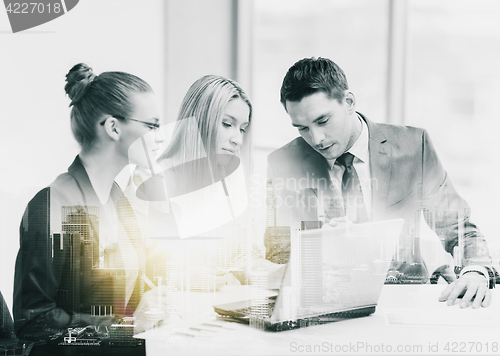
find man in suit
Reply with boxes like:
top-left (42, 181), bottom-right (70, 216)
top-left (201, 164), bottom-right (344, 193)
top-left (265, 57), bottom-right (494, 308)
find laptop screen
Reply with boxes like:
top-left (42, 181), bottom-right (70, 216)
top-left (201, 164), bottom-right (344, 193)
top-left (271, 219), bottom-right (403, 321)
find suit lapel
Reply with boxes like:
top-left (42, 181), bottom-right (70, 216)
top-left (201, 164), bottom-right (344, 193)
top-left (363, 115), bottom-right (392, 220)
top-left (68, 155), bottom-right (124, 206)
top-left (289, 120), bottom-right (394, 221)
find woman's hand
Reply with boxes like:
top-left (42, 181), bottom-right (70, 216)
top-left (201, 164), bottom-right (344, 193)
top-left (133, 285), bottom-right (169, 333)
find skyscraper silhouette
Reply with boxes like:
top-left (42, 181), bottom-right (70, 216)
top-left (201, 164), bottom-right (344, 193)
top-left (62, 206), bottom-right (99, 267)
top-left (266, 179), bottom-right (277, 227)
top-left (53, 232), bottom-right (81, 313)
top-left (115, 196), bottom-right (146, 313)
top-left (14, 187), bottom-right (51, 329)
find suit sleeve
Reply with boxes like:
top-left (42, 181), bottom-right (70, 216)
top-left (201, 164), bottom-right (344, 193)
top-left (13, 188), bottom-right (117, 335)
top-left (421, 130), bottom-right (491, 266)
top-left (13, 188), bottom-right (71, 334)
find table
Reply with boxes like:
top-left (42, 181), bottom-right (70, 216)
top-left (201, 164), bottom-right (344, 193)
top-left (27, 338), bottom-right (146, 356)
top-left (137, 285), bottom-right (500, 355)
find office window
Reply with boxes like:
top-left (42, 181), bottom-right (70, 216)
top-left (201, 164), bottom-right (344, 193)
top-left (405, 0), bottom-right (500, 254)
top-left (251, 0), bottom-right (389, 172)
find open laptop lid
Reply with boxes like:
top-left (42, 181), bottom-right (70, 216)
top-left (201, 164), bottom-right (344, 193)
top-left (269, 218), bottom-right (404, 323)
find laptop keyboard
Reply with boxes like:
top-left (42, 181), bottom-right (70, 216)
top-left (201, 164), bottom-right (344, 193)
top-left (215, 296), bottom-right (277, 319)
top-left (233, 298), bottom-right (276, 317)
top-left (232, 307), bottom-right (253, 315)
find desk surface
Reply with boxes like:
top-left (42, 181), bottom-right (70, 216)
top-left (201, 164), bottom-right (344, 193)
top-left (139, 285), bottom-right (500, 356)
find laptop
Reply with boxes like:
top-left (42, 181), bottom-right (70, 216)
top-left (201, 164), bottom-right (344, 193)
top-left (213, 219), bottom-right (404, 331)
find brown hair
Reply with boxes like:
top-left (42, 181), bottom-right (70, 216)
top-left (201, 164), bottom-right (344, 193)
top-left (64, 63), bottom-right (153, 149)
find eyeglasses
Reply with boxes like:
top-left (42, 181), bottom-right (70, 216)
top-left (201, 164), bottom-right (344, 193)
top-left (100, 115), bottom-right (160, 132)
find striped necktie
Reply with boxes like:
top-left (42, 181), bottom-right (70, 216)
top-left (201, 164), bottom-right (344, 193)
top-left (336, 152), bottom-right (369, 223)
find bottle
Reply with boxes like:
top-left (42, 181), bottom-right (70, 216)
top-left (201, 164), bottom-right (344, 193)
top-left (399, 227), bottom-right (429, 284)
top-left (399, 183), bottom-right (429, 284)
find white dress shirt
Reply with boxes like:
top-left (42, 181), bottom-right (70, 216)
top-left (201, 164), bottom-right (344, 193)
top-left (327, 114), bottom-right (372, 218)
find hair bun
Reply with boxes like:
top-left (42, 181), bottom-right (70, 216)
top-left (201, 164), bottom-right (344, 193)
top-left (64, 63), bottom-right (96, 106)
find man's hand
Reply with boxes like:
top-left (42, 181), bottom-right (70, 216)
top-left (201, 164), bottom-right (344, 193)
top-left (438, 272), bottom-right (491, 308)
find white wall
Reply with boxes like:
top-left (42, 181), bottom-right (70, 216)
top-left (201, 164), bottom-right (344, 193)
top-left (163, 0), bottom-right (235, 123)
top-left (0, 0), bottom-right (165, 314)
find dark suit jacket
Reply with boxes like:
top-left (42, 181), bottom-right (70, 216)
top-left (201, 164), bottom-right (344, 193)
top-left (13, 156), bottom-right (140, 335)
top-left (266, 114), bottom-right (491, 266)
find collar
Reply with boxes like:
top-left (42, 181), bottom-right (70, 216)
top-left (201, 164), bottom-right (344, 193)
top-left (67, 155), bottom-right (123, 205)
top-left (327, 114), bottom-right (369, 168)
top-left (347, 113), bottom-right (369, 163)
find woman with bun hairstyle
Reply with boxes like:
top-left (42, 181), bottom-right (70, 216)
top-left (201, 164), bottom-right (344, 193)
top-left (13, 63), bottom-right (165, 336)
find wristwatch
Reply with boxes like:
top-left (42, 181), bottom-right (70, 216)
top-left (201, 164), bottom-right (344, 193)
top-left (483, 266), bottom-right (496, 289)
top-left (460, 266), bottom-right (489, 289)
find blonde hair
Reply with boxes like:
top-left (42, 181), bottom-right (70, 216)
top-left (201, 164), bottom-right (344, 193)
top-left (160, 75), bottom-right (252, 187)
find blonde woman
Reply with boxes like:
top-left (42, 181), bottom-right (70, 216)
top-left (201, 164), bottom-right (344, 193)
top-left (138, 75), bottom-right (253, 302)
top-left (139, 75), bottom-right (252, 238)
top-left (160, 75), bottom-right (252, 195)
